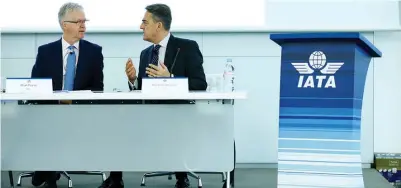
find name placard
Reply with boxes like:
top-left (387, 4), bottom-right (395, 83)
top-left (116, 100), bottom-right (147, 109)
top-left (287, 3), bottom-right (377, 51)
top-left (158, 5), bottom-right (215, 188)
top-left (142, 78), bottom-right (188, 94)
top-left (6, 78), bottom-right (53, 94)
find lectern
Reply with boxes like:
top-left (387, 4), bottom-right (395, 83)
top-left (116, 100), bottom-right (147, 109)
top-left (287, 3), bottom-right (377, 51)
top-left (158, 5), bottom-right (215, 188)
top-left (270, 33), bottom-right (382, 188)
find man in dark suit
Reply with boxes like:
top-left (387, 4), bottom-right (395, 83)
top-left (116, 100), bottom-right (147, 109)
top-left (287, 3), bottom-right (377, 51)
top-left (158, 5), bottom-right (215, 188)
top-left (30, 2), bottom-right (104, 188)
top-left (126, 7), bottom-right (207, 91)
top-left (99, 3), bottom-right (234, 188)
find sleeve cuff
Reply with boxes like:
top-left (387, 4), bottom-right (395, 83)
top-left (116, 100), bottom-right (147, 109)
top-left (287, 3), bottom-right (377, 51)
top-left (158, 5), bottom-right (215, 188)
top-left (129, 78), bottom-right (138, 90)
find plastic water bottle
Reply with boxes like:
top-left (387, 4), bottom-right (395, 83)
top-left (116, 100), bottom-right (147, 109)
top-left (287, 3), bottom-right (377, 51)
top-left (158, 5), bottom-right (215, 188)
top-left (223, 59), bottom-right (235, 92)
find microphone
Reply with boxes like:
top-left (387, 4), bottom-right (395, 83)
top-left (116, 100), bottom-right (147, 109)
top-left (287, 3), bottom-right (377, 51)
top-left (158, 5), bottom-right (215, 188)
top-left (169, 48), bottom-right (180, 76)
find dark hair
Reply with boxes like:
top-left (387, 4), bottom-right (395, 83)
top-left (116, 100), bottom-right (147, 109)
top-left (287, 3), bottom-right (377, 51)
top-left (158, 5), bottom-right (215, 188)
top-left (145, 4), bottom-right (172, 31)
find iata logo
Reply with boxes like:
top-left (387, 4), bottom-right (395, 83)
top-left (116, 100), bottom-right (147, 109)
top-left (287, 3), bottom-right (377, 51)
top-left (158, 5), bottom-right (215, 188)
top-left (292, 51), bottom-right (344, 88)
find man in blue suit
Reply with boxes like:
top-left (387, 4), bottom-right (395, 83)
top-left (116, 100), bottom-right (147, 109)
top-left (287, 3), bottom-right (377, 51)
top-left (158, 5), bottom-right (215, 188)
top-left (30, 2), bottom-right (104, 188)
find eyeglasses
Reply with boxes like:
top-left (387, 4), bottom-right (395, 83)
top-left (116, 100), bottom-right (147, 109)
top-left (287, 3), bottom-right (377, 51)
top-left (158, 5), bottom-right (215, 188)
top-left (64, 19), bottom-right (89, 25)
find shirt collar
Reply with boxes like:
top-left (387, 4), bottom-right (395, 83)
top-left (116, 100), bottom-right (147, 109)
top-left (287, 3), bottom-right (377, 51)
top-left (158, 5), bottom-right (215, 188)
top-left (62, 37), bottom-right (80, 51)
top-left (154, 32), bottom-right (170, 48)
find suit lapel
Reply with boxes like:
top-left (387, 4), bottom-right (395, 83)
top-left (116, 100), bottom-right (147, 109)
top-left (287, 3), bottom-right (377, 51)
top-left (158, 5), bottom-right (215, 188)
top-left (74, 40), bottom-right (86, 88)
top-left (140, 47), bottom-right (152, 78)
top-left (54, 39), bottom-right (64, 90)
top-left (164, 35), bottom-right (178, 71)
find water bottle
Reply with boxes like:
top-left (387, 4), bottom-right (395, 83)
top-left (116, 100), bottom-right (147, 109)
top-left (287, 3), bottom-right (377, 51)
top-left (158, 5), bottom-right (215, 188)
top-left (223, 59), bottom-right (235, 92)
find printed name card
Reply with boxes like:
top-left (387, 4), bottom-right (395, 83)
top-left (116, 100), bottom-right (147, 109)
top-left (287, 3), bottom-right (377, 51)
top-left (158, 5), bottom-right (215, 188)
top-left (6, 78), bottom-right (53, 94)
top-left (141, 78), bottom-right (188, 94)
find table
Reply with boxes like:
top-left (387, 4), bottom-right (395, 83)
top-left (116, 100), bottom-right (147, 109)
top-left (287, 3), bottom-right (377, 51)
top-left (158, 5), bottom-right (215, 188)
top-left (1, 91), bottom-right (247, 188)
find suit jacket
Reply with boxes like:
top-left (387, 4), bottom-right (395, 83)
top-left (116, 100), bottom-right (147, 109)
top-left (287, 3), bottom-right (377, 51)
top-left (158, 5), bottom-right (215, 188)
top-left (30, 39), bottom-right (104, 104)
top-left (129, 34), bottom-right (207, 104)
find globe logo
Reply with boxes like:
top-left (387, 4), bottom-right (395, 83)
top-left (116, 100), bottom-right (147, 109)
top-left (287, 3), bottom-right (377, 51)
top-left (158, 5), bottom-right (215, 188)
top-left (291, 50), bottom-right (344, 88)
top-left (309, 51), bottom-right (326, 69)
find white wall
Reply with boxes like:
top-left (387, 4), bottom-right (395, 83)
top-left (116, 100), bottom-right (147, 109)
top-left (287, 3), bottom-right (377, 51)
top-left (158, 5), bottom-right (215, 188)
top-left (373, 31), bottom-right (401, 153)
top-left (2, 31), bottom-right (400, 165)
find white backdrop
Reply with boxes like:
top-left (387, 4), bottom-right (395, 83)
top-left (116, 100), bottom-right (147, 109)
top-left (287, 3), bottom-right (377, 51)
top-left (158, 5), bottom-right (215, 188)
top-left (0, 0), bottom-right (265, 31)
top-left (264, 1), bottom-right (401, 31)
top-left (1, 0), bottom-right (400, 32)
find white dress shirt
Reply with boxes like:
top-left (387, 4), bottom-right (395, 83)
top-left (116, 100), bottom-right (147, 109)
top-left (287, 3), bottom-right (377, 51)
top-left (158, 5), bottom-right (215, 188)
top-left (129, 32), bottom-right (171, 89)
top-left (61, 37), bottom-right (79, 90)
top-left (155, 32), bottom-right (170, 66)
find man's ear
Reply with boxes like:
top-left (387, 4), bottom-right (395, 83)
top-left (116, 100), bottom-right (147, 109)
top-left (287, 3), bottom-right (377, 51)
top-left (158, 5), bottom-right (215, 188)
top-left (158, 22), bottom-right (163, 30)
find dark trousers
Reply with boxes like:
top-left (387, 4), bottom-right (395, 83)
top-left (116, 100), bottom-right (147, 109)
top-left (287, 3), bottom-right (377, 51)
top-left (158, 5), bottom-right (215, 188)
top-left (109, 142), bottom-right (236, 184)
top-left (109, 171), bottom-right (122, 181)
top-left (32, 171), bottom-right (58, 186)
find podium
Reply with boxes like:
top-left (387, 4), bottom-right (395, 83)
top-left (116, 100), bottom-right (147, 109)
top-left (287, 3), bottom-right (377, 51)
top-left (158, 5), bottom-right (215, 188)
top-left (1, 91), bottom-right (246, 188)
top-left (270, 33), bottom-right (382, 188)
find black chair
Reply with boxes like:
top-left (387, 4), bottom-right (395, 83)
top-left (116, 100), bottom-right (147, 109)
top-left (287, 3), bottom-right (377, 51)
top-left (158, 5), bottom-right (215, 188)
top-left (140, 171), bottom-right (226, 188)
top-left (141, 142), bottom-right (235, 188)
top-left (15, 171), bottom-right (106, 188)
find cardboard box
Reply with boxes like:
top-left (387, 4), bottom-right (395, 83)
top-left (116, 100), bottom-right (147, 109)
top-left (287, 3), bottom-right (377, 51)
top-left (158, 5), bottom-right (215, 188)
top-left (375, 153), bottom-right (401, 187)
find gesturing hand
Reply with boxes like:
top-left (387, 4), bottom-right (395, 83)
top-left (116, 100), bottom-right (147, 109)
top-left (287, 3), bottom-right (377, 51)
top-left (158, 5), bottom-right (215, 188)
top-left (125, 58), bottom-right (137, 82)
top-left (146, 63), bottom-right (171, 77)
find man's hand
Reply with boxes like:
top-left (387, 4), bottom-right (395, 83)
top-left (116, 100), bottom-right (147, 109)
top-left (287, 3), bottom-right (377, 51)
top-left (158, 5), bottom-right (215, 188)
top-left (125, 58), bottom-right (137, 82)
top-left (146, 63), bottom-right (171, 77)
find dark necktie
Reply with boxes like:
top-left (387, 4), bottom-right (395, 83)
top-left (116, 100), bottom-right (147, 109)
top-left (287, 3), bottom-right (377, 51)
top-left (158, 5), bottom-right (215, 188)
top-left (145, 44), bottom-right (161, 78)
top-left (150, 44), bottom-right (161, 66)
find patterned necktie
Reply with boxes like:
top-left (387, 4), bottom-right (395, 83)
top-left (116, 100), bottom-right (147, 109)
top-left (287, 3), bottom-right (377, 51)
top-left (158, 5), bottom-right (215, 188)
top-left (64, 46), bottom-right (76, 91)
top-left (151, 44), bottom-right (161, 66)
top-left (146, 44), bottom-right (161, 77)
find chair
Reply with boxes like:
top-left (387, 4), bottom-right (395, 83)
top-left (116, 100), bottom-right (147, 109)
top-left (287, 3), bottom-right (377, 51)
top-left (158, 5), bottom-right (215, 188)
top-left (140, 171), bottom-right (226, 188)
top-left (15, 171), bottom-right (106, 188)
